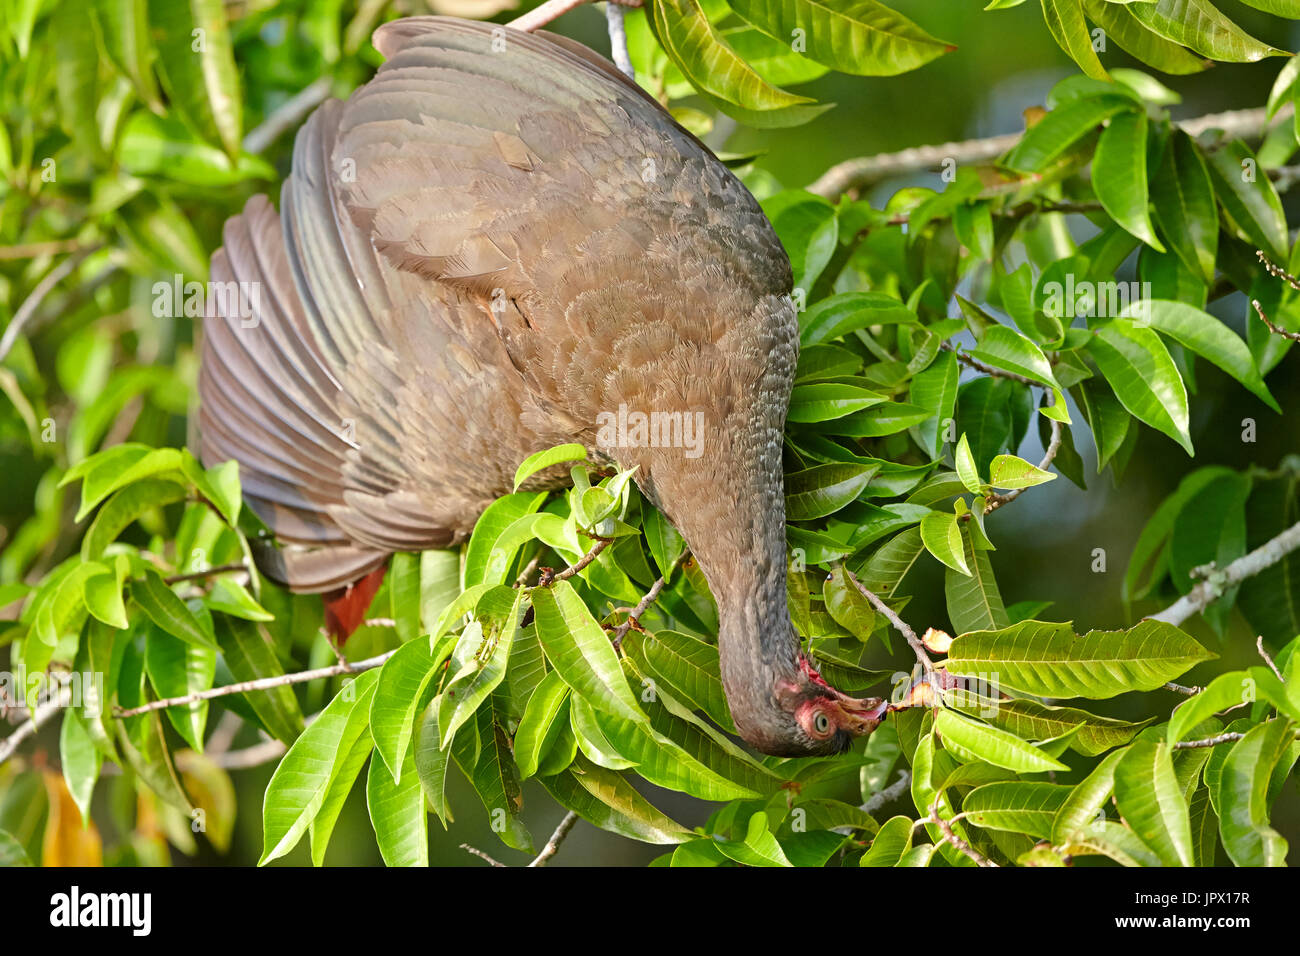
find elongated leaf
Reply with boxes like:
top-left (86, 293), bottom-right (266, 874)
top-left (726, 0), bottom-right (954, 76)
top-left (439, 591), bottom-right (522, 745)
top-left (1087, 320), bottom-right (1192, 454)
top-left (213, 616), bottom-right (305, 744)
top-left (1041, 0), bottom-right (1105, 79)
top-left (1113, 740), bottom-right (1193, 866)
top-left (1093, 110), bottom-right (1162, 248)
top-left (1127, 299), bottom-right (1277, 410)
top-left (147, 0), bottom-right (243, 158)
top-left (145, 626), bottom-right (216, 751)
top-left (81, 479), bottom-right (189, 560)
top-left (1129, 0), bottom-right (1283, 62)
top-left (946, 618), bottom-right (1215, 698)
top-left (788, 382), bottom-right (886, 422)
top-left (785, 462), bottom-right (878, 520)
top-left (1081, 0), bottom-right (1207, 75)
top-left (413, 702), bottom-right (451, 826)
top-left (962, 781), bottom-right (1071, 838)
top-left (1003, 95), bottom-right (1133, 171)
top-left (131, 571), bottom-right (217, 651)
top-left (966, 325), bottom-right (1059, 389)
top-left (800, 291), bottom-right (916, 344)
top-left (370, 637), bottom-right (441, 783)
top-left (1203, 139), bottom-right (1289, 263)
top-left (366, 745), bottom-right (428, 866)
top-left (1150, 131), bottom-right (1218, 284)
top-left (463, 492), bottom-right (547, 589)
top-left (451, 704), bottom-right (533, 852)
top-left (260, 671), bottom-right (378, 865)
top-left (59, 709), bottom-right (101, 828)
top-left (633, 629), bottom-right (734, 732)
top-left (944, 525), bottom-right (1008, 635)
top-left (532, 581), bottom-right (644, 722)
top-left (920, 511), bottom-right (969, 576)
top-left (909, 349), bottom-right (959, 458)
top-left (1214, 719), bottom-right (1292, 866)
top-left (948, 692), bottom-right (1149, 756)
top-left (1052, 748), bottom-right (1126, 842)
top-left (934, 709), bottom-right (1067, 773)
top-left (540, 756), bottom-right (694, 844)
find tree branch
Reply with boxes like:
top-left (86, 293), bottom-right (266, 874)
top-left (0, 247), bottom-right (100, 364)
top-left (162, 562), bottom-right (250, 586)
top-left (460, 843), bottom-right (507, 867)
top-left (605, 2), bottom-right (634, 79)
top-left (113, 650), bottom-right (395, 719)
top-left (528, 811), bottom-right (581, 866)
top-left (808, 104), bottom-right (1290, 197)
top-left (862, 769), bottom-right (911, 815)
top-left (929, 798), bottom-right (997, 867)
top-left (983, 415), bottom-right (1062, 516)
top-left (242, 76), bottom-right (333, 154)
top-left (0, 690), bottom-right (70, 766)
top-left (611, 550), bottom-right (688, 648)
top-left (841, 566), bottom-right (932, 670)
top-left (1148, 520), bottom-right (1300, 626)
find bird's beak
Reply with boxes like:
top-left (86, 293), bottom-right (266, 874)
top-left (831, 694), bottom-right (888, 736)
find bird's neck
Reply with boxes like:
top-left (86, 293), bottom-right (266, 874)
top-left (633, 411), bottom-right (801, 718)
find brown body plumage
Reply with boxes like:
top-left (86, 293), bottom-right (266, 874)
top-left (198, 16), bottom-right (885, 756)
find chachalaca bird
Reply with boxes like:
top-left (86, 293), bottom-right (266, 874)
top-left (198, 16), bottom-right (887, 756)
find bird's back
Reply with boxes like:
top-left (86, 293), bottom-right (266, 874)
top-left (198, 16), bottom-right (794, 593)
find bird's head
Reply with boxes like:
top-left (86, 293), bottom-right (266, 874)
top-left (725, 647), bottom-right (888, 758)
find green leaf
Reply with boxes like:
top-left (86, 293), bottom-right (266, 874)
top-left (515, 671), bottom-right (571, 779)
top-left (1081, 0), bottom-right (1208, 75)
top-left (531, 580), bottom-right (645, 723)
top-left (648, 0), bottom-right (813, 115)
top-left (145, 625), bottom-right (216, 751)
top-left (1214, 719), bottom-right (1293, 866)
top-left (370, 636), bottom-right (442, 783)
top-left (1003, 95), bottom-right (1133, 171)
top-left (308, 725), bottom-right (374, 866)
top-left (787, 382), bottom-right (886, 422)
top-left (204, 577), bottom-right (272, 622)
top-left (514, 443), bottom-right (587, 491)
top-left (213, 615), bottom-right (306, 744)
top-left (181, 450), bottom-right (241, 528)
top-left (83, 556), bottom-right (129, 630)
top-left (413, 702), bottom-right (451, 826)
top-left (64, 445), bottom-right (184, 522)
top-left (366, 744), bottom-right (428, 866)
top-left (934, 709), bottom-right (1067, 773)
top-left (962, 781), bottom-right (1072, 838)
top-left (965, 325), bottom-right (1060, 389)
top-left (944, 525), bottom-right (1009, 635)
top-left (947, 692), bottom-right (1149, 756)
top-left (1040, 0), bottom-right (1105, 79)
top-left (463, 491), bottom-right (548, 589)
top-left (954, 434), bottom-right (982, 494)
top-left (81, 479), bottom-right (189, 560)
top-left (1093, 110), bottom-right (1162, 248)
top-left (131, 571), bottom-right (217, 651)
top-left (1150, 131), bottom-right (1218, 284)
top-left (633, 629), bottom-right (734, 732)
top-left (52, 0), bottom-right (102, 158)
top-left (725, 0), bottom-right (954, 76)
top-left (451, 704), bottom-right (533, 852)
top-left (920, 510), bottom-right (969, 576)
top-left (859, 815), bottom-right (914, 866)
top-left (1127, 299), bottom-right (1277, 411)
top-left (945, 618), bottom-right (1215, 698)
top-left (540, 755), bottom-right (694, 844)
top-left (1129, 0), bottom-right (1284, 62)
top-left (0, 830), bottom-right (33, 867)
top-left (1052, 747), bottom-right (1125, 842)
top-left (1113, 740), bottom-right (1194, 866)
top-left (147, 0), bottom-right (243, 158)
top-left (93, 0), bottom-right (162, 108)
top-left (439, 591), bottom-right (522, 744)
top-left (785, 462), bottom-right (878, 520)
top-left (1087, 320), bottom-right (1192, 454)
top-left (59, 708), bottom-right (102, 827)
top-left (712, 812), bottom-right (793, 867)
top-left (799, 291), bottom-right (916, 344)
top-left (1203, 139), bottom-right (1290, 263)
top-left (909, 349), bottom-right (959, 458)
top-left (988, 454), bottom-right (1056, 490)
top-left (260, 671), bottom-right (378, 865)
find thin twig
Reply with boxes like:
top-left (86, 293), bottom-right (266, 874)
top-left (929, 798), bottom-right (997, 867)
top-left (841, 566), bottom-right (932, 670)
top-left (611, 550), bottom-right (688, 648)
top-left (1173, 732), bottom-right (1246, 750)
top-left (1148, 520), bottom-right (1300, 626)
top-left (1257, 635), bottom-right (1284, 682)
top-left (242, 76), bottom-right (334, 154)
top-left (162, 562), bottom-right (250, 586)
top-left (213, 737), bottom-right (288, 769)
top-left (0, 247), bottom-right (100, 364)
top-left (541, 536), bottom-right (612, 585)
top-left (983, 416), bottom-right (1062, 516)
top-left (1251, 299), bottom-right (1300, 341)
top-left (941, 342), bottom-right (1037, 387)
top-left (1164, 681), bottom-right (1203, 696)
top-left (528, 811), bottom-right (581, 866)
top-left (605, 2), bottom-right (634, 79)
top-left (862, 770), bottom-right (911, 815)
top-left (508, 0), bottom-right (593, 32)
top-left (808, 104), bottom-right (1290, 197)
top-left (0, 690), bottom-right (70, 766)
top-left (0, 239), bottom-right (94, 260)
top-left (113, 650), bottom-right (396, 718)
top-left (460, 844), bottom-right (507, 867)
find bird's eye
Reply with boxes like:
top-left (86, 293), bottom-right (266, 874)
top-left (812, 711), bottom-right (831, 736)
